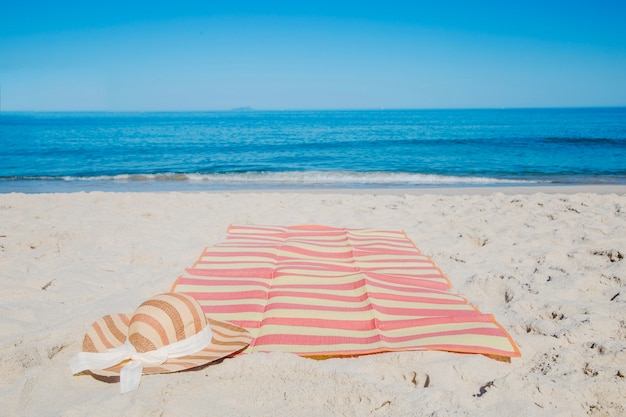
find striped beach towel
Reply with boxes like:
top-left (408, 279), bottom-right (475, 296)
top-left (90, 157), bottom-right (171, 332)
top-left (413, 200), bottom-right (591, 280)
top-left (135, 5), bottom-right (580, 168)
top-left (171, 225), bottom-right (520, 359)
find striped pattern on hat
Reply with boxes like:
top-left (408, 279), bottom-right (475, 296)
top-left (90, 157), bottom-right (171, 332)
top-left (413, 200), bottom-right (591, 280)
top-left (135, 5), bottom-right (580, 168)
top-left (128, 293), bottom-right (207, 353)
top-left (172, 225), bottom-right (520, 359)
top-left (81, 293), bottom-right (252, 378)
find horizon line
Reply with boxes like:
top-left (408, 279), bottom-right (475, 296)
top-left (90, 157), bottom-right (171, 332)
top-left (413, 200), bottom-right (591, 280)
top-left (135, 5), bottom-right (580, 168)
top-left (3, 105), bottom-right (626, 113)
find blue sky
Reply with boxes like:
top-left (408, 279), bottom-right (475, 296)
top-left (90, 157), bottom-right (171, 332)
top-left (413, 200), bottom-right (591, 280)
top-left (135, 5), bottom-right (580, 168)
top-left (1, 1), bottom-right (625, 110)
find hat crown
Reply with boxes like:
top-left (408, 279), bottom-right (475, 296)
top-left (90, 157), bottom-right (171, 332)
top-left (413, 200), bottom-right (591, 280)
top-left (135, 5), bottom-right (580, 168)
top-left (128, 293), bottom-right (208, 353)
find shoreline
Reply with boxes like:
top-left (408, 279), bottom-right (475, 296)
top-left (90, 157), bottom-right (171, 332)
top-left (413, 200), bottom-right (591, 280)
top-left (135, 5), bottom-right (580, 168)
top-left (202, 184), bottom-right (626, 195)
top-left (1, 190), bottom-right (624, 416)
top-left (2, 183), bottom-right (626, 196)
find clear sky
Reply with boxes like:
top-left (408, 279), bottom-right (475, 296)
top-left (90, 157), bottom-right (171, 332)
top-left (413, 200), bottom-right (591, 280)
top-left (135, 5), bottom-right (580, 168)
top-left (1, 1), bottom-right (625, 111)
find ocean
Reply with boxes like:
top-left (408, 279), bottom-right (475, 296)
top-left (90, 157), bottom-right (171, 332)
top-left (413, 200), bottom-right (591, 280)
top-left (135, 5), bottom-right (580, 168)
top-left (1, 108), bottom-right (625, 193)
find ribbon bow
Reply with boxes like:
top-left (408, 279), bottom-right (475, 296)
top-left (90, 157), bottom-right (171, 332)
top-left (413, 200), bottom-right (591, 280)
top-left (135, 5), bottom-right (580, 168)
top-left (69, 325), bottom-right (212, 393)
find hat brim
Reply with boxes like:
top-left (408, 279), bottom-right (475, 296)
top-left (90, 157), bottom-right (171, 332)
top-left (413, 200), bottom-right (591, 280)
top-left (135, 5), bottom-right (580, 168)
top-left (81, 313), bottom-right (252, 378)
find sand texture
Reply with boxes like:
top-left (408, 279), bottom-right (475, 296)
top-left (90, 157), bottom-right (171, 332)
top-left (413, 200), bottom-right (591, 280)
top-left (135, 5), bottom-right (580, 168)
top-left (0, 189), bottom-right (624, 416)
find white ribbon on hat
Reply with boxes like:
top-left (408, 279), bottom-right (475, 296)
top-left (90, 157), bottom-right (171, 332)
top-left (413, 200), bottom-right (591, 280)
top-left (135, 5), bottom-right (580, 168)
top-left (69, 324), bottom-right (212, 393)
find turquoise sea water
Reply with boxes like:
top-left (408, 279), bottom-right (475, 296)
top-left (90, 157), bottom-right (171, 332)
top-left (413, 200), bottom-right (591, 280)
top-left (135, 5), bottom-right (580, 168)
top-left (1, 108), bottom-right (625, 193)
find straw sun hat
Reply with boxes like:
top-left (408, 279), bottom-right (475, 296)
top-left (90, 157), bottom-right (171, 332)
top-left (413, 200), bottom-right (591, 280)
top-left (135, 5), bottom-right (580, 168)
top-left (69, 293), bottom-right (252, 393)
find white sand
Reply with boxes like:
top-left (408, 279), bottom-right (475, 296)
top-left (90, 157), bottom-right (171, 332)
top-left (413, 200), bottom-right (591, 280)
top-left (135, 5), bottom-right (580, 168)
top-left (0, 188), bottom-right (625, 416)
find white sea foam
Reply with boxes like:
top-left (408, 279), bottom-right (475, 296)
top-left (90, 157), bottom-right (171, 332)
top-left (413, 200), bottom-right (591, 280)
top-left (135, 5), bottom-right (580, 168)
top-left (57, 171), bottom-right (539, 187)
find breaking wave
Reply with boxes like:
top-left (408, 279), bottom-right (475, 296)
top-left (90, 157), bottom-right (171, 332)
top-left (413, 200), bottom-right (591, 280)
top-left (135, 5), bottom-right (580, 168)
top-left (4, 171), bottom-right (539, 189)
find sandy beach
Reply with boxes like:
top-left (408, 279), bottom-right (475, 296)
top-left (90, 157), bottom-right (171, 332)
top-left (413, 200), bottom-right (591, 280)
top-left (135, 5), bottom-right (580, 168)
top-left (1, 187), bottom-right (624, 416)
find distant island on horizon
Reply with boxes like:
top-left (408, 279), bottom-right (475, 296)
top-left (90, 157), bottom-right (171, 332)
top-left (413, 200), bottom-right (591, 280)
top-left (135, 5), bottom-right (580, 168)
top-left (230, 106), bottom-right (255, 112)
